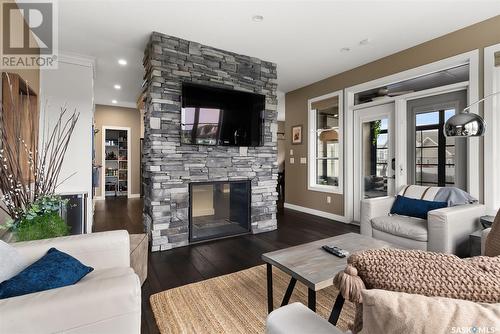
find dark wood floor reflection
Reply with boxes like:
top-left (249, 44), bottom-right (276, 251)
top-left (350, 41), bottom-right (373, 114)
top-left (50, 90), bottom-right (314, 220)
top-left (93, 197), bottom-right (144, 234)
top-left (93, 198), bottom-right (359, 334)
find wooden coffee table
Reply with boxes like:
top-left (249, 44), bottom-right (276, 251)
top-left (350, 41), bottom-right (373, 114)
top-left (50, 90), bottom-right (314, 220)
top-left (262, 233), bottom-right (399, 323)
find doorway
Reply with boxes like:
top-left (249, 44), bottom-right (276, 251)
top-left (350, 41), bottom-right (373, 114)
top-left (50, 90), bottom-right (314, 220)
top-left (102, 127), bottom-right (131, 199)
top-left (353, 103), bottom-right (395, 221)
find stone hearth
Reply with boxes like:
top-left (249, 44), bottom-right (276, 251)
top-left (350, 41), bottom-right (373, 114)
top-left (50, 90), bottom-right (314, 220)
top-left (142, 32), bottom-right (279, 251)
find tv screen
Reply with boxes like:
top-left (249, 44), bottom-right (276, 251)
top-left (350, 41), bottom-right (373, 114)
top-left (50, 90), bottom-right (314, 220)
top-left (181, 83), bottom-right (265, 146)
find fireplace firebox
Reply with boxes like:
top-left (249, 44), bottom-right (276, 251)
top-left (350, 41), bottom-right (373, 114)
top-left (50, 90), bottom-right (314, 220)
top-left (189, 180), bottom-right (251, 243)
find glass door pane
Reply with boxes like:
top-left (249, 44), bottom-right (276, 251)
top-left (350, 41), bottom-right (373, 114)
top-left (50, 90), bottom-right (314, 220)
top-left (353, 102), bottom-right (395, 222)
top-left (362, 118), bottom-right (390, 199)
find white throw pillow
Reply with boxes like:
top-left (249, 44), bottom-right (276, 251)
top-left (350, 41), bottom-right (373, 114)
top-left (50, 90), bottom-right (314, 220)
top-left (0, 240), bottom-right (28, 282)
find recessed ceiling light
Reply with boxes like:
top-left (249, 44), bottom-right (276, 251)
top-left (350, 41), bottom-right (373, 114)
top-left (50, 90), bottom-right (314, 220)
top-left (111, 100), bottom-right (117, 104)
top-left (359, 39), bottom-right (370, 46)
top-left (114, 84), bottom-right (121, 90)
top-left (340, 47), bottom-right (351, 53)
top-left (118, 59), bottom-right (127, 66)
top-left (252, 15), bottom-right (264, 22)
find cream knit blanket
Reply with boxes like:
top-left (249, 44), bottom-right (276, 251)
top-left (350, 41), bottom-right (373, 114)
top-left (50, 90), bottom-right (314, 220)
top-left (335, 249), bottom-right (500, 304)
top-left (334, 249), bottom-right (500, 333)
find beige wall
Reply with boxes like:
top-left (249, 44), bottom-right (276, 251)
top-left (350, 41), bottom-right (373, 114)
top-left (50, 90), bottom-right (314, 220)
top-left (285, 15), bottom-right (500, 216)
top-left (95, 105), bottom-right (141, 197)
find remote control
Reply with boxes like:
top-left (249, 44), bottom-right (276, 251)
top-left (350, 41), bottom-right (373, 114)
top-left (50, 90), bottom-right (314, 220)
top-left (322, 245), bottom-right (349, 258)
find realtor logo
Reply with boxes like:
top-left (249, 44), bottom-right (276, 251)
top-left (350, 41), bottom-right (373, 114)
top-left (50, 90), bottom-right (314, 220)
top-left (1, 0), bottom-right (58, 69)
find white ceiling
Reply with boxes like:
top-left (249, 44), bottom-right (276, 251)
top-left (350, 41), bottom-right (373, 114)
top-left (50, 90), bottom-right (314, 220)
top-left (58, 0), bottom-right (500, 109)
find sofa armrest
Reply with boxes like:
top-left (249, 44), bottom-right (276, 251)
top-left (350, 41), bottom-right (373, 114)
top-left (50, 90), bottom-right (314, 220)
top-left (481, 228), bottom-right (491, 256)
top-left (427, 204), bottom-right (485, 256)
top-left (360, 196), bottom-right (395, 236)
top-left (0, 269), bottom-right (141, 334)
top-left (12, 230), bottom-right (130, 270)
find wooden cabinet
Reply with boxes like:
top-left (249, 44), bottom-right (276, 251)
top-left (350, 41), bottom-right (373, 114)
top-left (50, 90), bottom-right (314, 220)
top-left (1, 72), bottom-right (38, 183)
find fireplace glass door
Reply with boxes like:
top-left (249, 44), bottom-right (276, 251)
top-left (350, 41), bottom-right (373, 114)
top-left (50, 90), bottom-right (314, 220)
top-left (189, 180), bottom-right (250, 242)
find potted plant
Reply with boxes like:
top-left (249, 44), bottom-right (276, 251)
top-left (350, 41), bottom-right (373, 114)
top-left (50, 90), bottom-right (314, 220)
top-left (0, 73), bottom-right (79, 241)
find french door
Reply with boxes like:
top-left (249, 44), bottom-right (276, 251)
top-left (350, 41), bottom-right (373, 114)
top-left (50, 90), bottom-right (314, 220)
top-left (353, 103), bottom-right (395, 222)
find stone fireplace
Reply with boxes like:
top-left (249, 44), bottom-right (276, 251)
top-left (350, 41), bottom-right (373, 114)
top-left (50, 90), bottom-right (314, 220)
top-left (142, 32), bottom-right (278, 251)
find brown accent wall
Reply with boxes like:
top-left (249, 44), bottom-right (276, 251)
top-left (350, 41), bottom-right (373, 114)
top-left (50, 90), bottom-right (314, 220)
top-left (285, 15), bottom-right (500, 216)
top-left (0, 1), bottom-right (40, 229)
top-left (94, 105), bottom-right (142, 197)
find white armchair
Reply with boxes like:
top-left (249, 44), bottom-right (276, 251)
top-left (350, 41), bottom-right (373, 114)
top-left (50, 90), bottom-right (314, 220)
top-left (0, 230), bottom-right (141, 334)
top-left (360, 187), bottom-right (486, 257)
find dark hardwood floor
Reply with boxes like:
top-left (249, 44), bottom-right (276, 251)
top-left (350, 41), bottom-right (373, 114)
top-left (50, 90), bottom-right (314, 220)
top-left (93, 198), bottom-right (359, 334)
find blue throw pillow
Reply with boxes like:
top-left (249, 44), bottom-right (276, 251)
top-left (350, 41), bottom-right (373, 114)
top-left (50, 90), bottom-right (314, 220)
top-left (390, 195), bottom-right (447, 219)
top-left (0, 248), bottom-right (93, 299)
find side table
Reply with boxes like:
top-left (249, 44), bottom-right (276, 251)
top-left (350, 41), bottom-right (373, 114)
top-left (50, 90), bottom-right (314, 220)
top-left (469, 229), bottom-right (483, 257)
top-left (480, 215), bottom-right (495, 229)
top-left (130, 233), bottom-right (148, 286)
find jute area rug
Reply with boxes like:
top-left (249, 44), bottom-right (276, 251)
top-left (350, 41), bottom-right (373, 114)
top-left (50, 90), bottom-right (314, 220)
top-left (150, 264), bottom-right (355, 333)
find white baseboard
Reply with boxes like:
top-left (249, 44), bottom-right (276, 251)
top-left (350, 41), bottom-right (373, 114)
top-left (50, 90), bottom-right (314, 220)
top-left (93, 196), bottom-right (105, 201)
top-left (284, 202), bottom-right (349, 223)
top-left (128, 193), bottom-right (141, 198)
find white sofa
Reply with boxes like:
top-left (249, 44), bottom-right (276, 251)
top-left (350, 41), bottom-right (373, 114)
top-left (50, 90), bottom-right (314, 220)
top-left (361, 186), bottom-right (485, 256)
top-left (0, 230), bottom-right (141, 334)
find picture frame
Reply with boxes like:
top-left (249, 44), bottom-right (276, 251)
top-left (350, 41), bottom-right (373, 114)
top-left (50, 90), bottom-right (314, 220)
top-left (291, 125), bottom-right (303, 145)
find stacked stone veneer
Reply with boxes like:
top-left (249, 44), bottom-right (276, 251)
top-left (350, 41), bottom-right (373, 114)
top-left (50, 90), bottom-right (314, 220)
top-left (142, 32), bottom-right (279, 251)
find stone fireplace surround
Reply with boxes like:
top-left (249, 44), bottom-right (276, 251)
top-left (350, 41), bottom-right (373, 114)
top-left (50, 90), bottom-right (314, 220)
top-left (142, 32), bottom-right (279, 251)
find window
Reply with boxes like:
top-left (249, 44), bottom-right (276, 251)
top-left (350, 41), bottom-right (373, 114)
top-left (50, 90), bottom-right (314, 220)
top-left (308, 91), bottom-right (343, 193)
top-left (414, 109), bottom-right (455, 186)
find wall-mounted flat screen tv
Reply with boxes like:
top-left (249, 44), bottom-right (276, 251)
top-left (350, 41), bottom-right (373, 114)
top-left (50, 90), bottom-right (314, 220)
top-left (181, 83), bottom-right (265, 146)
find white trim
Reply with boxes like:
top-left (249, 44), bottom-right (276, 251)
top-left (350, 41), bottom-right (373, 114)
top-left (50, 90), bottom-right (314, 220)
top-left (284, 202), bottom-right (349, 223)
top-left (344, 50), bottom-right (480, 223)
top-left (394, 99), bottom-right (407, 191)
top-left (101, 126), bottom-right (132, 199)
top-left (93, 196), bottom-right (105, 201)
top-left (484, 43), bottom-right (500, 215)
top-left (57, 52), bottom-right (96, 79)
top-left (307, 90), bottom-right (343, 194)
top-left (128, 193), bottom-right (141, 198)
top-left (467, 51), bottom-right (480, 201)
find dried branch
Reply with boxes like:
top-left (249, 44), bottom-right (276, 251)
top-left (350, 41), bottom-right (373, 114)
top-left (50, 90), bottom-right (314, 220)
top-left (0, 73), bottom-right (79, 221)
